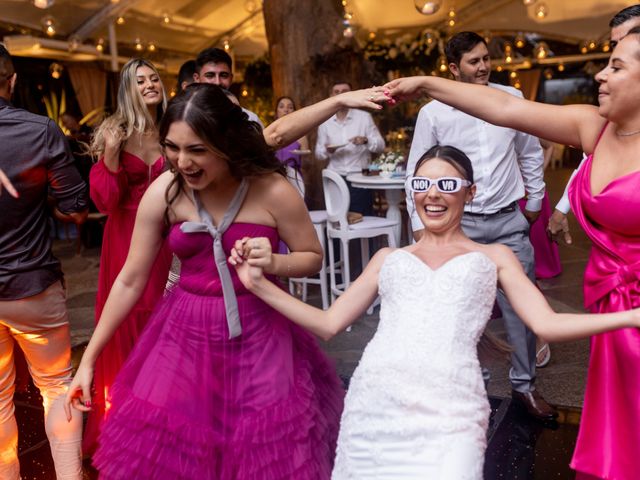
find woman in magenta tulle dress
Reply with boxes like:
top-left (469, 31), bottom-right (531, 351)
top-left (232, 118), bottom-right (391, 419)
top-left (385, 29), bottom-right (640, 479)
top-left (64, 83), bottom-right (388, 478)
top-left (84, 58), bottom-right (172, 454)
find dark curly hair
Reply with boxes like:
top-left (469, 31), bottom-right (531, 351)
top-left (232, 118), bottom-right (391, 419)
top-left (159, 83), bottom-right (284, 228)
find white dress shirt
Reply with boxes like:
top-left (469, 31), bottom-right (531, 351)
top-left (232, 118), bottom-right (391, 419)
top-left (406, 83), bottom-right (545, 231)
top-left (315, 108), bottom-right (385, 175)
top-left (554, 155), bottom-right (587, 214)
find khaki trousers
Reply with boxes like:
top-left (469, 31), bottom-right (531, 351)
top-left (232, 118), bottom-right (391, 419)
top-left (0, 282), bottom-right (82, 480)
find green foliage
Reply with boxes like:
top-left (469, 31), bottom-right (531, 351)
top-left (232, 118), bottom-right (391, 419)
top-left (241, 56), bottom-right (274, 125)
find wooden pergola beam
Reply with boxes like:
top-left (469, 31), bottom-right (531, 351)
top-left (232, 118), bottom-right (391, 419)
top-left (71, 0), bottom-right (140, 41)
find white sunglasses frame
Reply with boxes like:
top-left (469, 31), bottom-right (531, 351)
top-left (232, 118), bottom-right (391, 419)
top-left (406, 176), bottom-right (472, 194)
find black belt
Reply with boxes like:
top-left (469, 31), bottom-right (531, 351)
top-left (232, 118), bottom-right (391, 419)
top-left (465, 201), bottom-right (518, 217)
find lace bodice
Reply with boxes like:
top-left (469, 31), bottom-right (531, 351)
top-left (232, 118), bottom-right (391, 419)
top-left (332, 250), bottom-right (497, 479)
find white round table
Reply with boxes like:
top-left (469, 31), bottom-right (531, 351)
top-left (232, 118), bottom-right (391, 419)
top-left (346, 173), bottom-right (406, 246)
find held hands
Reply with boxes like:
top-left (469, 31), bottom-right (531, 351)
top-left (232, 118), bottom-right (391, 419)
top-left (336, 87), bottom-right (393, 111)
top-left (383, 76), bottom-right (429, 102)
top-left (547, 209), bottom-right (572, 244)
top-left (63, 362), bottom-right (94, 422)
top-left (228, 237), bottom-right (271, 290)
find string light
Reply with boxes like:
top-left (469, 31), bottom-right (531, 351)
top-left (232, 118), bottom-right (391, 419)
top-left (116, 16), bottom-right (125, 25)
top-left (49, 62), bottom-right (63, 79)
top-left (602, 41), bottom-right (611, 53)
top-left (438, 55), bottom-right (448, 73)
top-left (223, 39), bottom-right (230, 51)
top-left (162, 13), bottom-right (171, 24)
top-left (341, 0), bottom-right (355, 38)
top-left (447, 7), bottom-right (456, 28)
top-left (147, 42), bottom-right (156, 52)
top-left (135, 38), bottom-right (144, 51)
top-left (557, 63), bottom-right (565, 72)
top-left (504, 43), bottom-right (513, 64)
top-left (42, 16), bottom-right (56, 37)
top-left (535, 3), bottom-right (548, 19)
top-left (96, 38), bottom-right (105, 52)
top-left (241, 89), bottom-right (249, 97)
top-left (514, 33), bottom-right (525, 49)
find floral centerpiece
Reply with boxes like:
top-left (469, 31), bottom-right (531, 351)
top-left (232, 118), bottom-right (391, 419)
top-left (373, 151), bottom-right (405, 177)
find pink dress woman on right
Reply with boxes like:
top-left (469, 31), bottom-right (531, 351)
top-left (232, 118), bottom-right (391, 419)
top-left (568, 125), bottom-right (640, 480)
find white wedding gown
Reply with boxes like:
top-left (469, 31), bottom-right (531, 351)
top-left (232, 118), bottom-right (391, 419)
top-left (332, 249), bottom-right (497, 480)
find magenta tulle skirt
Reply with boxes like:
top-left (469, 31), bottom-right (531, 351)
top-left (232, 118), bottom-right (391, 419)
top-left (93, 284), bottom-right (344, 479)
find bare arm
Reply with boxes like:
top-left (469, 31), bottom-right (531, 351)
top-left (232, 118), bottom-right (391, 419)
top-left (231, 247), bottom-right (390, 340)
top-left (263, 87), bottom-right (388, 149)
top-left (250, 174), bottom-right (323, 278)
top-left (385, 76), bottom-right (604, 152)
top-left (64, 172), bottom-right (171, 418)
top-left (492, 245), bottom-right (640, 341)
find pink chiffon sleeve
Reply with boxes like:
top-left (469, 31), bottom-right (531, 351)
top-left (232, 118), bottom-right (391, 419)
top-left (90, 157), bottom-right (127, 214)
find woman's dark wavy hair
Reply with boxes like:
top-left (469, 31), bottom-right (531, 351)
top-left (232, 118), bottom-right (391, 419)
top-left (159, 83), bottom-right (284, 228)
top-left (413, 144), bottom-right (474, 183)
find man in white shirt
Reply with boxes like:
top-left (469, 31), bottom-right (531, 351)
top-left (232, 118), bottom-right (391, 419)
top-left (194, 47), bottom-right (264, 129)
top-left (547, 4), bottom-right (640, 244)
top-left (315, 81), bottom-right (385, 214)
top-left (406, 32), bottom-right (556, 420)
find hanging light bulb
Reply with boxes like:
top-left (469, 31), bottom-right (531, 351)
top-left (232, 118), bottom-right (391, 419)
top-left (557, 63), bottom-right (565, 72)
top-left (116, 16), bottom-right (125, 25)
top-left (543, 68), bottom-right (553, 80)
top-left (504, 43), bottom-right (513, 63)
top-left (41, 16), bottom-right (56, 37)
top-left (414, 0), bottom-right (442, 15)
top-left (535, 3), bottom-right (548, 19)
top-left (588, 40), bottom-right (597, 51)
top-left (514, 33), bottom-right (525, 49)
top-left (438, 55), bottom-right (448, 73)
top-left (135, 38), bottom-right (144, 51)
top-left (509, 71), bottom-right (518, 79)
top-left (223, 39), bottom-right (230, 51)
top-left (602, 41), bottom-right (611, 53)
top-left (147, 42), bottom-right (156, 52)
top-left (368, 31), bottom-right (376, 40)
top-left (496, 65), bottom-right (503, 72)
top-left (343, 26), bottom-right (354, 38)
top-left (579, 41), bottom-right (588, 54)
top-left (534, 41), bottom-right (549, 59)
top-left (33, 0), bottom-right (54, 8)
top-left (447, 8), bottom-right (456, 28)
top-left (96, 38), bottom-right (105, 52)
top-left (162, 13), bottom-right (171, 24)
top-left (68, 35), bottom-right (80, 52)
top-left (49, 62), bottom-right (63, 79)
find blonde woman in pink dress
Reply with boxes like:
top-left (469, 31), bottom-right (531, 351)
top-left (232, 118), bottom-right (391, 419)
top-left (85, 58), bottom-right (172, 454)
top-left (385, 28), bottom-right (640, 480)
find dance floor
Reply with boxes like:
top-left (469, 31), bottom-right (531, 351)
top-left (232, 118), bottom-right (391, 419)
top-left (16, 163), bottom-right (589, 478)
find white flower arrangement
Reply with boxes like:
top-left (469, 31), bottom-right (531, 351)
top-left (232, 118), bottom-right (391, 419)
top-left (375, 151), bottom-right (405, 172)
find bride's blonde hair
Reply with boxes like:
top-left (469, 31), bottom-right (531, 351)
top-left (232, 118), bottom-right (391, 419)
top-left (90, 58), bottom-right (166, 157)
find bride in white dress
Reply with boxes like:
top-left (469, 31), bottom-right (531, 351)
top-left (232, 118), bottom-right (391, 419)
top-left (230, 141), bottom-right (640, 479)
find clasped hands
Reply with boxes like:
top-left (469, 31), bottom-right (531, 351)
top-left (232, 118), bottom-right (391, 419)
top-left (228, 236), bottom-right (273, 288)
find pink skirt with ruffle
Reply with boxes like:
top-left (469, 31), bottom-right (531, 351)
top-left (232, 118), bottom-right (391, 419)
top-left (93, 286), bottom-right (343, 479)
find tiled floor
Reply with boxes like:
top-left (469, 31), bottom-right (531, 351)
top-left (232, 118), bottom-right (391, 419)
top-left (15, 163), bottom-right (592, 478)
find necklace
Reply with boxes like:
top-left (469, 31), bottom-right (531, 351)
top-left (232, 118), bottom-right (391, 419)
top-left (615, 127), bottom-right (640, 137)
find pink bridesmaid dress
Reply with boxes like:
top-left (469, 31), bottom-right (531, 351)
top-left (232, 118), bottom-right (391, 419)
top-left (519, 193), bottom-right (562, 279)
top-left (568, 126), bottom-right (640, 480)
top-left (83, 152), bottom-right (172, 454)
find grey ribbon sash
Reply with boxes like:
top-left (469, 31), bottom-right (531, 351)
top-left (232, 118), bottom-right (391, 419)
top-left (180, 179), bottom-right (249, 339)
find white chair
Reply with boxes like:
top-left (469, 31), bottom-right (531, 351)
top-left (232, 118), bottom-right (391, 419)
top-left (322, 169), bottom-right (398, 311)
top-left (289, 210), bottom-right (330, 309)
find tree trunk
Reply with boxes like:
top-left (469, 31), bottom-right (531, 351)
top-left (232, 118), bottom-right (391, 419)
top-left (263, 0), bottom-right (376, 208)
